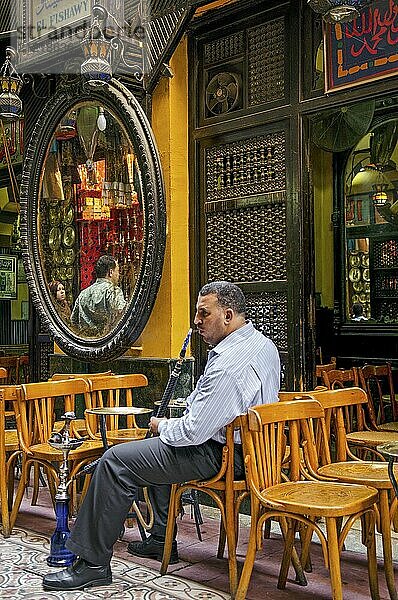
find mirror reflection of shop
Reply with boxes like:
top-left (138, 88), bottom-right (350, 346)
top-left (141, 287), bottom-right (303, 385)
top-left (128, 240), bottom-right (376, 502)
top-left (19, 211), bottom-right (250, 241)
top-left (39, 102), bottom-right (145, 338)
top-left (344, 120), bottom-right (398, 324)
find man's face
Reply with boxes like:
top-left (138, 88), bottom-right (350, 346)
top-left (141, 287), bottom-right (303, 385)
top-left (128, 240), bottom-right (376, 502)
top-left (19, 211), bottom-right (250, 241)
top-left (194, 293), bottom-right (230, 346)
top-left (109, 262), bottom-right (120, 285)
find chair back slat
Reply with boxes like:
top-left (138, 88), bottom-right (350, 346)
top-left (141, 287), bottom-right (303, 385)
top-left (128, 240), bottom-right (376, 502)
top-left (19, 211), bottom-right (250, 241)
top-left (308, 387), bottom-right (368, 461)
top-left (244, 399), bottom-right (325, 496)
top-left (17, 379), bottom-right (90, 443)
top-left (50, 370), bottom-right (113, 381)
top-left (358, 363), bottom-right (397, 425)
top-left (322, 367), bottom-right (359, 389)
top-left (84, 374), bottom-right (148, 438)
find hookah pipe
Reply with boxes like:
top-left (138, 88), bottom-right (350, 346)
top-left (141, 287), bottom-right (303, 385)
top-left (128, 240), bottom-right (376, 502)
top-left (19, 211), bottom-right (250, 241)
top-left (46, 412), bottom-right (84, 567)
top-left (146, 327), bottom-right (192, 438)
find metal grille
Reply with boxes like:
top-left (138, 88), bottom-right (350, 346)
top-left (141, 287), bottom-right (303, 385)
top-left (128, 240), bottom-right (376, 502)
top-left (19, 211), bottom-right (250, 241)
top-left (206, 203), bottom-right (286, 282)
top-left (245, 291), bottom-right (288, 352)
top-left (248, 18), bottom-right (285, 105)
top-left (373, 239), bottom-right (398, 268)
top-left (373, 300), bottom-right (398, 322)
top-left (205, 131), bottom-right (286, 203)
top-left (204, 31), bottom-right (244, 65)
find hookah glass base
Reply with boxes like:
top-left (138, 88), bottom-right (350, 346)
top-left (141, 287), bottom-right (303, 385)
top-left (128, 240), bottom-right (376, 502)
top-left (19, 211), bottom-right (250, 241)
top-left (47, 500), bottom-right (76, 567)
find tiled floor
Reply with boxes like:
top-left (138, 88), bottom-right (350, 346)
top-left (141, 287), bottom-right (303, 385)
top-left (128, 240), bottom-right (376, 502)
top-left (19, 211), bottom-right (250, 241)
top-left (5, 486), bottom-right (397, 599)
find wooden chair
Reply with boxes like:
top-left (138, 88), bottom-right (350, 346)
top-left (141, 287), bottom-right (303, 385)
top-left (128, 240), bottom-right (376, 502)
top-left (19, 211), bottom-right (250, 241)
top-left (235, 399), bottom-right (379, 600)
top-left (0, 367), bottom-right (7, 383)
top-left (322, 367), bottom-right (359, 389)
top-left (50, 371), bottom-right (114, 436)
top-left (308, 387), bottom-right (398, 600)
top-left (161, 417), bottom-right (249, 598)
top-left (9, 379), bottom-right (105, 529)
top-left (315, 356), bottom-right (336, 385)
top-left (84, 374), bottom-right (148, 444)
top-left (358, 363), bottom-right (398, 430)
top-left (0, 357), bottom-right (20, 384)
top-left (0, 385), bottom-right (21, 537)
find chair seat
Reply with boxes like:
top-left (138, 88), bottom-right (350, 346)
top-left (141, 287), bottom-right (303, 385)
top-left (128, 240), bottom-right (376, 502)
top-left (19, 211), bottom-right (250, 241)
top-left (346, 430), bottom-right (398, 446)
top-left (262, 480), bottom-right (378, 517)
top-left (29, 439), bottom-right (104, 461)
top-left (106, 428), bottom-right (147, 444)
top-left (378, 421), bottom-right (398, 432)
top-left (5, 429), bottom-right (19, 452)
top-left (318, 461), bottom-right (397, 489)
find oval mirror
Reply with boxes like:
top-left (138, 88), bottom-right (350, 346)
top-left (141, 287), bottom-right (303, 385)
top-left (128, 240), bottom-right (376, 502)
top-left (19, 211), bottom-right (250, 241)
top-left (20, 79), bottom-right (166, 360)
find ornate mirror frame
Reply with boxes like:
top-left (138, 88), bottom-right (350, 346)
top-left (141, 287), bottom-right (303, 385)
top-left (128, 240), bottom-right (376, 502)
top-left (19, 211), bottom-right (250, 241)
top-left (20, 78), bottom-right (166, 360)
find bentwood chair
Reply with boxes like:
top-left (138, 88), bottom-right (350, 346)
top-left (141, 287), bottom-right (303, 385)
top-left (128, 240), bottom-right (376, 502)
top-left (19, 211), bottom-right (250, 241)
top-left (161, 417), bottom-right (250, 598)
top-left (0, 385), bottom-right (21, 537)
top-left (315, 357), bottom-right (336, 385)
top-left (50, 371), bottom-right (114, 436)
top-left (84, 374), bottom-right (149, 444)
top-left (309, 387), bottom-right (398, 600)
top-left (235, 399), bottom-right (380, 600)
top-left (0, 356), bottom-right (20, 384)
top-left (10, 379), bottom-right (105, 529)
top-left (358, 363), bottom-right (398, 430)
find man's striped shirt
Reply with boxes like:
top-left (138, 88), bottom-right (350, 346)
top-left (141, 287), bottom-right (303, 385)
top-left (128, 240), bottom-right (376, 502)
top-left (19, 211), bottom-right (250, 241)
top-left (158, 321), bottom-right (280, 446)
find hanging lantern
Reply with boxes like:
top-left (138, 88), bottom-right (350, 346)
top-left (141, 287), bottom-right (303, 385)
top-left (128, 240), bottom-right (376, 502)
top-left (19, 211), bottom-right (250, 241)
top-left (307, 0), bottom-right (374, 23)
top-left (81, 6), bottom-right (112, 86)
top-left (0, 48), bottom-right (23, 122)
top-left (55, 110), bottom-right (77, 140)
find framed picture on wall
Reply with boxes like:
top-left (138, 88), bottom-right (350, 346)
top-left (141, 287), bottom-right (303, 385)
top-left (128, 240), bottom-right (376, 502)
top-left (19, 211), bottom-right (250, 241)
top-left (0, 255), bottom-right (17, 299)
top-left (325, 0), bottom-right (398, 92)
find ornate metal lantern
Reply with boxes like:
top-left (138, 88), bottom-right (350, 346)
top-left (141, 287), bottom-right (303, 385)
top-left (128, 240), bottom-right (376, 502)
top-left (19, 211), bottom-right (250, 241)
top-left (0, 48), bottom-right (23, 121)
top-left (81, 6), bottom-right (112, 86)
top-left (307, 0), bottom-right (375, 23)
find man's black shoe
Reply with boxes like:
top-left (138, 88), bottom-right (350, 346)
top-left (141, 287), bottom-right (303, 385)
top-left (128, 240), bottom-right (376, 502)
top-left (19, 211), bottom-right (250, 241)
top-left (127, 535), bottom-right (179, 564)
top-left (42, 557), bottom-right (112, 591)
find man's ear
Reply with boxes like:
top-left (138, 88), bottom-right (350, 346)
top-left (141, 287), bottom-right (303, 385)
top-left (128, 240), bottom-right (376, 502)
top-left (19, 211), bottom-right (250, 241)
top-left (224, 308), bottom-right (234, 323)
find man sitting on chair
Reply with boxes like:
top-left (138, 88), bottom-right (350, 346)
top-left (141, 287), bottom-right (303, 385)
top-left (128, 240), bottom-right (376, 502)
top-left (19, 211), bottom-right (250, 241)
top-left (43, 280), bottom-right (280, 591)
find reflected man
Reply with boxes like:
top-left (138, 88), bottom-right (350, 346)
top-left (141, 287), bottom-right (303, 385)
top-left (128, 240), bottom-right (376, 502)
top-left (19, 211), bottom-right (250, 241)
top-left (71, 255), bottom-right (126, 336)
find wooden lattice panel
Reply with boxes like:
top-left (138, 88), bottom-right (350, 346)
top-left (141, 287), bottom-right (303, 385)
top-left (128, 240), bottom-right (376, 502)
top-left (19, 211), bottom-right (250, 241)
top-left (245, 291), bottom-right (288, 352)
top-left (206, 202), bottom-right (286, 283)
top-left (205, 131), bottom-right (286, 202)
top-left (248, 18), bottom-right (285, 105)
top-left (204, 31), bottom-right (244, 65)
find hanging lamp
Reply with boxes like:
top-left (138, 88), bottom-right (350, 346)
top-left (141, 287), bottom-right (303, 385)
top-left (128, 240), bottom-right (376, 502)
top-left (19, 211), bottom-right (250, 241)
top-left (307, 0), bottom-right (374, 23)
top-left (0, 48), bottom-right (23, 121)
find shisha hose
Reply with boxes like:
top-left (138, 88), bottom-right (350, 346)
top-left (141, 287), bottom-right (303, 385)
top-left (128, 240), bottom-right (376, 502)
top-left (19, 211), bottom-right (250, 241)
top-left (145, 327), bottom-right (192, 437)
top-left (74, 328), bottom-right (193, 478)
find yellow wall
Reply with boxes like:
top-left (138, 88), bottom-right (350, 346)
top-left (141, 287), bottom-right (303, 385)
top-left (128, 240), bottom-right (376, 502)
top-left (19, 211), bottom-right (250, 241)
top-left (313, 149), bottom-right (334, 308)
top-left (139, 37), bottom-right (190, 357)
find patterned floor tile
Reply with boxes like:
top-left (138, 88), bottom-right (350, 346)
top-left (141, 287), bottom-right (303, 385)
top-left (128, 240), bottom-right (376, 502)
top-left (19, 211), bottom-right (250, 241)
top-left (1, 528), bottom-right (228, 600)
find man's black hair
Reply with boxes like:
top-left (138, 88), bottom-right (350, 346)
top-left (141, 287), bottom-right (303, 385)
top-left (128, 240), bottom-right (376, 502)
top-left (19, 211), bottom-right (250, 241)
top-left (95, 255), bottom-right (117, 279)
top-left (199, 281), bottom-right (246, 315)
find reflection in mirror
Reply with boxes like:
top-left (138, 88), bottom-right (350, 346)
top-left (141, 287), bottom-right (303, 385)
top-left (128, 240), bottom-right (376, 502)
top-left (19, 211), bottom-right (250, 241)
top-left (38, 102), bottom-right (144, 338)
top-left (344, 119), bottom-right (398, 324)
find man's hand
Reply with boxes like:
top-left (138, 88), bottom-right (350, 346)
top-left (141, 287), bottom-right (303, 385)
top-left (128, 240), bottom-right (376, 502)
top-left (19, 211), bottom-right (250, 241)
top-left (149, 416), bottom-right (167, 435)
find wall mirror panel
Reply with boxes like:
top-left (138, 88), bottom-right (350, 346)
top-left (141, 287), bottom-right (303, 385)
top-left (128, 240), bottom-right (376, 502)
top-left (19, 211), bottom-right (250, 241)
top-left (21, 80), bottom-right (166, 360)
